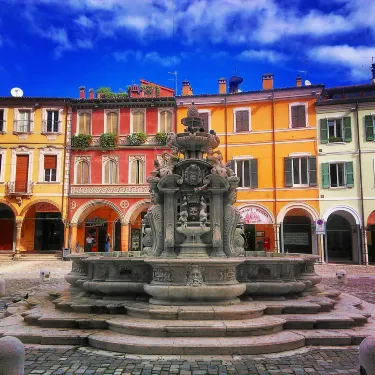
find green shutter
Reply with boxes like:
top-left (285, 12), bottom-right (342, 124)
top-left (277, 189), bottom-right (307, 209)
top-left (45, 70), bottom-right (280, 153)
top-left (343, 117), bottom-right (352, 142)
top-left (322, 163), bottom-right (330, 188)
top-left (309, 156), bottom-right (317, 186)
top-left (346, 161), bottom-right (354, 188)
top-left (284, 158), bottom-right (293, 187)
top-left (365, 115), bottom-right (374, 141)
top-left (320, 118), bottom-right (328, 144)
top-left (250, 159), bottom-right (258, 188)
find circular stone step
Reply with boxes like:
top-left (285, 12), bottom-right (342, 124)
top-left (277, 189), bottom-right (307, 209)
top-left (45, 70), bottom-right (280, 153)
top-left (108, 316), bottom-right (286, 337)
top-left (88, 331), bottom-right (305, 355)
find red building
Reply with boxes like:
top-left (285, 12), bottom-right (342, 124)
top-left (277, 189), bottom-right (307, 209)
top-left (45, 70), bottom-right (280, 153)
top-left (68, 84), bottom-right (175, 252)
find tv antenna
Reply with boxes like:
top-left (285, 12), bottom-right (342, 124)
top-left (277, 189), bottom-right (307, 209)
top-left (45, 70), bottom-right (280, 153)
top-left (168, 71), bottom-right (178, 96)
top-left (10, 87), bottom-right (24, 97)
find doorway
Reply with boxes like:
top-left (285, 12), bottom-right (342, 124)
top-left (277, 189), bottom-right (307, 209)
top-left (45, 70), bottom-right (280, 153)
top-left (85, 224), bottom-right (108, 252)
top-left (34, 212), bottom-right (64, 252)
top-left (0, 204), bottom-right (15, 251)
top-left (243, 224), bottom-right (255, 251)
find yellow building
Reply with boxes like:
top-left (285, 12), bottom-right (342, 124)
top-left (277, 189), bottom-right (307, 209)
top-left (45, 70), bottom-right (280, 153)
top-left (0, 96), bottom-right (70, 257)
top-left (177, 75), bottom-right (323, 255)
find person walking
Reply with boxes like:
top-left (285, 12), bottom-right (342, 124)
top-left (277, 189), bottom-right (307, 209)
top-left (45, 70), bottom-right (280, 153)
top-left (105, 233), bottom-right (111, 253)
top-left (85, 233), bottom-right (94, 252)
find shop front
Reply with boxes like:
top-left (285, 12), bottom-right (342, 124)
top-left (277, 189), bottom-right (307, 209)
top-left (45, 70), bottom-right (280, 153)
top-left (239, 205), bottom-right (275, 251)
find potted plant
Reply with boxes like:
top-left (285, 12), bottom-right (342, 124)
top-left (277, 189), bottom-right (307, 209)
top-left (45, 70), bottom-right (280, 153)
top-left (99, 133), bottom-right (119, 151)
top-left (329, 136), bottom-right (343, 143)
top-left (154, 132), bottom-right (168, 145)
top-left (71, 134), bottom-right (93, 150)
top-left (127, 132), bottom-right (147, 145)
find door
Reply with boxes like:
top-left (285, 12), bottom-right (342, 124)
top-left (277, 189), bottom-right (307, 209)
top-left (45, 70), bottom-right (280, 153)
top-left (15, 155), bottom-right (29, 192)
top-left (243, 224), bottom-right (255, 251)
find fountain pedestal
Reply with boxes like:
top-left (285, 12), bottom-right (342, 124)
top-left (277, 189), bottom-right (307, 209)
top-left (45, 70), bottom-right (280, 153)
top-left (176, 223), bottom-right (210, 258)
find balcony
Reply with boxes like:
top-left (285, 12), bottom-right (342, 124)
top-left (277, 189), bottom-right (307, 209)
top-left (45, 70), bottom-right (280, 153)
top-left (90, 135), bottom-right (165, 147)
top-left (70, 184), bottom-right (149, 197)
top-left (5, 181), bottom-right (34, 196)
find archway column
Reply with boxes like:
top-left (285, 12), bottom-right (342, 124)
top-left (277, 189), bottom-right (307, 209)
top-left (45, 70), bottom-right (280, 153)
top-left (63, 222), bottom-right (70, 249)
top-left (121, 223), bottom-right (130, 252)
top-left (14, 218), bottom-right (23, 260)
top-left (70, 224), bottom-right (78, 253)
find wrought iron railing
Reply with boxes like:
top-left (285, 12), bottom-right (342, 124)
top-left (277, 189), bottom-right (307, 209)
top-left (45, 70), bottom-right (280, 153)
top-left (5, 181), bottom-right (34, 195)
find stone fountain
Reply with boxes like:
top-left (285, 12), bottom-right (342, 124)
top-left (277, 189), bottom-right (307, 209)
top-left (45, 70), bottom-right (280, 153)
top-left (10, 104), bottom-right (372, 355)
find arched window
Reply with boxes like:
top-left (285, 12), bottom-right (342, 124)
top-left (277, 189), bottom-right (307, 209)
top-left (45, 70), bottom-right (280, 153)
top-left (78, 112), bottom-right (91, 134)
top-left (104, 159), bottom-right (118, 184)
top-left (159, 110), bottom-right (173, 133)
top-left (76, 160), bottom-right (89, 184)
top-left (130, 157), bottom-right (145, 184)
top-left (106, 112), bottom-right (119, 134)
top-left (132, 110), bottom-right (145, 133)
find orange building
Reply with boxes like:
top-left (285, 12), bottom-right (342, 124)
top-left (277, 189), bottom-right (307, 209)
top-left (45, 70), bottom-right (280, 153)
top-left (177, 75), bottom-right (323, 255)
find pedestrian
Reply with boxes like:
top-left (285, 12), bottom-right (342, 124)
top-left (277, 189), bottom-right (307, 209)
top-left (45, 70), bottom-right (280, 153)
top-left (105, 232), bottom-right (111, 253)
top-left (85, 233), bottom-right (94, 252)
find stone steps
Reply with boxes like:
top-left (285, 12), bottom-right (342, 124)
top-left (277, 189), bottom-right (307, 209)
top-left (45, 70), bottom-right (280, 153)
top-left (108, 316), bottom-right (286, 337)
top-left (88, 330), bottom-right (306, 355)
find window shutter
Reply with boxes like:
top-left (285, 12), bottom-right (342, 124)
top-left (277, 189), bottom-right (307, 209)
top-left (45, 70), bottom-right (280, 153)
top-left (320, 118), bottom-right (328, 144)
top-left (298, 105), bottom-right (306, 127)
top-left (322, 163), bottom-right (330, 188)
top-left (250, 159), bottom-right (258, 188)
top-left (112, 161), bottom-right (118, 184)
top-left (346, 161), bottom-right (354, 188)
top-left (44, 155), bottom-right (57, 169)
top-left (308, 156), bottom-right (317, 186)
top-left (343, 116), bottom-right (352, 142)
top-left (104, 161), bottom-right (110, 183)
top-left (236, 110), bottom-right (249, 132)
top-left (198, 112), bottom-right (209, 132)
top-left (83, 162), bottom-right (89, 184)
top-left (365, 115), bottom-right (374, 141)
top-left (284, 157), bottom-right (293, 187)
top-left (107, 112), bottom-right (118, 134)
top-left (131, 161), bottom-right (137, 183)
top-left (139, 160), bottom-right (144, 183)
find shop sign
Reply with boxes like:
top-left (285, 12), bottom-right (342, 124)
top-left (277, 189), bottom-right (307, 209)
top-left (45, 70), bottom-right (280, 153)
top-left (240, 206), bottom-right (272, 224)
top-left (315, 219), bottom-right (326, 235)
top-left (85, 216), bottom-right (107, 227)
top-left (35, 203), bottom-right (59, 212)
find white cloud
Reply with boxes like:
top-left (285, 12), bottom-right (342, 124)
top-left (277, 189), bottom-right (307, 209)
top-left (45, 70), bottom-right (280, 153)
top-left (310, 45), bottom-right (375, 80)
top-left (237, 49), bottom-right (286, 63)
top-left (75, 15), bottom-right (94, 29)
top-left (113, 50), bottom-right (179, 67)
top-left (76, 39), bottom-right (93, 49)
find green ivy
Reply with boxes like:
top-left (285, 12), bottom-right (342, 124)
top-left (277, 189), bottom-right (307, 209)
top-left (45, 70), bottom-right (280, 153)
top-left (329, 136), bottom-right (343, 143)
top-left (154, 132), bottom-right (168, 145)
top-left (127, 132), bottom-right (147, 146)
top-left (71, 134), bottom-right (93, 150)
top-left (97, 86), bottom-right (128, 98)
top-left (99, 133), bottom-right (119, 151)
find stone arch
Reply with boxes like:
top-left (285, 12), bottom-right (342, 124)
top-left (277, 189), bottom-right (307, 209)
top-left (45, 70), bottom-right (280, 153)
top-left (237, 203), bottom-right (275, 224)
top-left (20, 199), bottom-right (61, 217)
top-left (0, 199), bottom-right (18, 217)
top-left (322, 205), bottom-right (361, 226)
top-left (124, 199), bottom-right (151, 225)
top-left (71, 200), bottom-right (126, 225)
top-left (277, 202), bottom-right (319, 224)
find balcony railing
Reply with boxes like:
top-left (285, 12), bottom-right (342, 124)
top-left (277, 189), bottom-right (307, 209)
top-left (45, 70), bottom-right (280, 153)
top-left (70, 184), bottom-right (149, 197)
top-left (90, 135), bottom-right (165, 147)
top-left (42, 120), bottom-right (61, 133)
top-left (5, 181), bottom-right (34, 196)
top-left (13, 120), bottom-right (32, 133)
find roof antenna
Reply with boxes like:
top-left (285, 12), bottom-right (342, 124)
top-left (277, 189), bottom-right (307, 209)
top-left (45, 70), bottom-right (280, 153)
top-left (168, 71), bottom-right (178, 96)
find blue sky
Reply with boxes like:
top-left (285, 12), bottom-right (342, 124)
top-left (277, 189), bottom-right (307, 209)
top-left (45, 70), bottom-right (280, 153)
top-left (0, 0), bottom-right (375, 97)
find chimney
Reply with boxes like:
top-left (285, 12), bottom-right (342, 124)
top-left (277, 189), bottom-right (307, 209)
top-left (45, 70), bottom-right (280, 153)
top-left (218, 78), bottom-right (227, 94)
top-left (182, 80), bottom-right (192, 96)
top-left (130, 84), bottom-right (139, 98)
top-left (296, 75), bottom-right (302, 87)
top-left (89, 88), bottom-right (94, 99)
top-left (371, 63), bottom-right (375, 84)
top-left (262, 74), bottom-right (274, 90)
top-left (79, 86), bottom-right (86, 99)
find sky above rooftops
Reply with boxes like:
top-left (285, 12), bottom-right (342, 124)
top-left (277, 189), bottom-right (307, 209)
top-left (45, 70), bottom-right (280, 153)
top-left (0, 0), bottom-right (374, 98)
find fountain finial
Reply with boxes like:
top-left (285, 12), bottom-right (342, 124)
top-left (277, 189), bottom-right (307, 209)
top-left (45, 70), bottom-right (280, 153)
top-left (187, 103), bottom-right (200, 118)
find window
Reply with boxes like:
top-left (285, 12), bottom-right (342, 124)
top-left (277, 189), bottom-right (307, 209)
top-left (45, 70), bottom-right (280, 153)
top-left (159, 110), bottom-right (173, 133)
top-left (290, 105), bottom-right (307, 128)
top-left (234, 109), bottom-right (250, 132)
top-left (17, 110), bottom-right (31, 132)
top-left (106, 112), bottom-right (119, 134)
top-left (78, 112), bottom-right (91, 134)
top-left (234, 159), bottom-right (257, 188)
top-left (320, 117), bottom-right (352, 143)
top-left (365, 115), bottom-right (375, 141)
top-left (104, 159), bottom-right (118, 184)
top-left (44, 155), bottom-right (57, 182)
top-left (76, 160), bottom-right (90, 184)
top-left (321, 162), bottom-right (354, 188)
top-left (130, 157), bottom-right (145, 184)
top-left (285, 156), bottom-right (317, 187)
top-left (198, 111), bottom-right (209, 132)
top-left (0, 109), bottom-right (4, 132)
top-left (132, 110), bottom-right (145, 133)
top-left (46, 110), bottom-right (59, 132)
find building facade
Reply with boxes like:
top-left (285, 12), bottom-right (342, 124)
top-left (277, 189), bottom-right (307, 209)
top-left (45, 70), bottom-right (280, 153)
top-left (67, 86), bottom-right (176, 253)
top-left (177, 75), bottom-right (323, 256)
top-left (316, 79), bottom-right (375, 264)
top-left (0, 97), bottom-right (70, 256)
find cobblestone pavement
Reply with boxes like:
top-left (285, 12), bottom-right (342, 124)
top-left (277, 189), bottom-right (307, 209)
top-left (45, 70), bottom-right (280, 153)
top-left (24, 345), bottom-right (360, 375)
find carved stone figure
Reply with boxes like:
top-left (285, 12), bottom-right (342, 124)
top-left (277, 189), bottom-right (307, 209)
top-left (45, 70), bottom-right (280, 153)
top-left (143, 205), bottom-right (163, 256)
top-left (186, 264), bottom-right (204, 287)
top-left (199, 196), bottom-right (208, 228)
top-left (207, 149), bottom-right (228, 177)
top-left (223, 205), bottom-right (245, 256)
top-left (184, 164), bottom-right (203, 185)
top-left (178, 196), bottom-right (188, 228)
top-left (153, 268), bottom-right (172, 282)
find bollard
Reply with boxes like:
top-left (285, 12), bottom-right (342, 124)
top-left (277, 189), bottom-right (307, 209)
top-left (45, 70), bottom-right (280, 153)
top-left (39, 270), bottom-right (51, 282)
top-left (360, 336), bottom-right (375, 375)
top-left (0, 336), bottom-right (25, 375)
top-left (336, 269), bottom-right (347, 285)
top-left (0, 276), bottom-right (5, 296)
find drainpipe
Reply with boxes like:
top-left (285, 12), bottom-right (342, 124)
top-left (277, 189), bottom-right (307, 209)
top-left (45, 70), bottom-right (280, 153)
top-left (271, 91), bottom-right (278, 252)
top-left (224, 95), bottom-right (228, 162)
top-left (64, 104), bottom-right (72, 249)
top-left (355, 102), bottom-right (367, 265)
